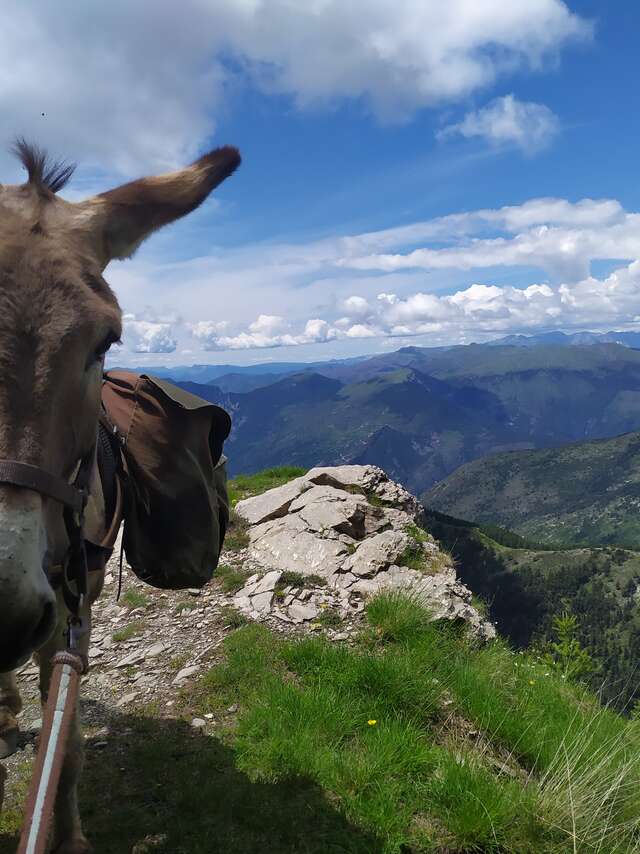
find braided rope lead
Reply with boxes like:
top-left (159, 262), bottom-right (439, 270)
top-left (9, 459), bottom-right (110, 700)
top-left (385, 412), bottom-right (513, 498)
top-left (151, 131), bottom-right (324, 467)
top-left (17, 651), bottom-right (85, 854)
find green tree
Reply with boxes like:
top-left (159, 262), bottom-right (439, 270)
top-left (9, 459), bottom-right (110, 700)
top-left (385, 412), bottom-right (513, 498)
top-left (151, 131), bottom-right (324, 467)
top-left (542, 611), bottom-right (596, 683)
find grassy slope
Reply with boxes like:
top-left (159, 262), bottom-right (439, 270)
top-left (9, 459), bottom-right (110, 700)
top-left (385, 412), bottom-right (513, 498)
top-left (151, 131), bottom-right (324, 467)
top-left (191, 593), bottom-right (640, 854)
top-left (212, 467), bottom-right (640, 849)
top-left (425, 430), bottom-right (640, 547)
top-left (6, 594), bottom-right (637, 853)
top-left (228, 467), bottom-right (640, 712)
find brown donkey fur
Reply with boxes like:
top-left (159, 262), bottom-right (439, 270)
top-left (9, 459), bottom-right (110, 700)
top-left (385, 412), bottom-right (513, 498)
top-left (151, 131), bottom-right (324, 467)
top-left (0, 140), bottom-right (240, 852)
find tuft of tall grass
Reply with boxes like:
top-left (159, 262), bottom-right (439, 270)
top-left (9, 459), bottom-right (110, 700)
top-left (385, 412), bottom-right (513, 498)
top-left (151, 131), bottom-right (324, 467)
top-left (536, 712), bottom-right (640, 852)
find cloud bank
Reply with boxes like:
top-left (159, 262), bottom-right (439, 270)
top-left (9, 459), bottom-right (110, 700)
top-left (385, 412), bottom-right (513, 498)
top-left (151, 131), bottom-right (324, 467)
top-left (112, 194), bottom-right (640, 354)
top-left (0, 0), bottom-right (588, 177)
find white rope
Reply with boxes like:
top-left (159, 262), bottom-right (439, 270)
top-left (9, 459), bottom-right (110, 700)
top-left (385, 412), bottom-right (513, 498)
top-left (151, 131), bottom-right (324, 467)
top-left (23, 664), bottom-right (73, 854)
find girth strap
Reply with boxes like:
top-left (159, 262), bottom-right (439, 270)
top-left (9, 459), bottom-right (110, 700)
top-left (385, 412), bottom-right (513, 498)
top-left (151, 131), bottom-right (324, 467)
top-left (0, 460), bottom-right (87, 512)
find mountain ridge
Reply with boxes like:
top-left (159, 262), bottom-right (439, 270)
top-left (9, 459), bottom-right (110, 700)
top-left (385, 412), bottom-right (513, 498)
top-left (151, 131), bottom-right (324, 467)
top-left (425, 429), bottom-right (640, 548)
top-left (167, 343), bottom-right (640, 498)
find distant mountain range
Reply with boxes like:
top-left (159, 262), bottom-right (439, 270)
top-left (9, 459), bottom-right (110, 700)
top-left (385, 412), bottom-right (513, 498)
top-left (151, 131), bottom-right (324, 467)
top-left (488, 330), bottom-right (640, 349)
top-left (120, 333), bottom-right (640, 709)
top-left (119, 328), bottom-right (640, 388)
top-left (117, 355), bottom-right (367, 386)
top-left (156, 339), bottom-right (640, 505)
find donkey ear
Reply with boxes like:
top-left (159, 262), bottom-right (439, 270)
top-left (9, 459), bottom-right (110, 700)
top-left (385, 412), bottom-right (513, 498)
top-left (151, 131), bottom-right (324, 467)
top-left (82, 146), bottom-right (241, 265)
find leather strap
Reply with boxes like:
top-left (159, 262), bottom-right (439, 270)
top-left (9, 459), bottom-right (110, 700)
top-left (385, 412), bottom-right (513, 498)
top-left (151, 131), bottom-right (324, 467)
top-left (0, 460), bottom-right (87, 512)
top-left (0, 440), bottom-right (101, 616)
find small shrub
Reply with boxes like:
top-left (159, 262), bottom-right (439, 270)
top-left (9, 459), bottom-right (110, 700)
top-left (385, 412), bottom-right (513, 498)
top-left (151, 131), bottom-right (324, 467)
top-left (174, 600), bottom-right (198, 615)
top-left (219, 605), bottom-right (249, 629)
top-left (541, 611), bottom-right (596, 683)
top-left (397, 541), bottom-right (430, 572)
top-left (396, 524), bottom-right (439, 573)
top-left (277, 570), bottom-right (307, 588)
top-left (317, 607), bottom-right (342, 628)
top-left (277, 571), bottom-right (327, 590)
top-left (169, 654), bottom-right (188, 672)
top-left (215, 563), bottom-right (250, 594)
top-left (274, 571), bottom-right (328, 599)
top-left (404, 523), bottom-right (432, 544)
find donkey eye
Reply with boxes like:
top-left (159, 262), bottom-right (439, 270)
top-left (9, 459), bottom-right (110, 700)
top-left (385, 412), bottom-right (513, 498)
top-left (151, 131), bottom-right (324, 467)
top-left (93, 332), bottom-right (120, 363)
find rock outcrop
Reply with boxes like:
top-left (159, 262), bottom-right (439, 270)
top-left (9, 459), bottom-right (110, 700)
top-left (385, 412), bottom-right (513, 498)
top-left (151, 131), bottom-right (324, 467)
top-left (234, 465), bottom-right (494, 640)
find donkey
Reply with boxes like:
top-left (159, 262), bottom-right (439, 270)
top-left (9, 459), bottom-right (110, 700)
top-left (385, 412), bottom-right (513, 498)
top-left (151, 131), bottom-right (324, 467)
top-left (0, 140), bottom-right (241, 852)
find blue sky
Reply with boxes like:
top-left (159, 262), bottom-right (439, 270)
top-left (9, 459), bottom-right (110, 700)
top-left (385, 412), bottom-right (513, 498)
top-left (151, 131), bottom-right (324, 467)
top-left (201, 1), bottom-right (638, 245)
top-left (3, 1), bottom-right (640, 365)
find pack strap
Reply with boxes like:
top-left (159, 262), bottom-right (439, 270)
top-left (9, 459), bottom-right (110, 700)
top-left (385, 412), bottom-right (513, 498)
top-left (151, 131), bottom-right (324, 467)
top-left (0, 460), bottom-right (87, 513)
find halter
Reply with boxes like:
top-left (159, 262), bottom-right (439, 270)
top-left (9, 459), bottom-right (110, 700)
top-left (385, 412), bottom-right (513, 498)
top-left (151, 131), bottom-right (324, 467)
top-left (0, 442), bottom-right (96, 619)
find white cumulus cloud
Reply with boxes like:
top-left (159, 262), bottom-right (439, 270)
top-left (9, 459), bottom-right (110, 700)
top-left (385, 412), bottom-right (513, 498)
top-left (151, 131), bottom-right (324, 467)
top-left (107, 194), bottom-right (640, 358)
top-left (183, 258), bottom-right (640, 351)
top-left (194, 315), bottom-right (338, 350)
top-left (123, 315), bottom-right (177, 353)
top-left (438, 94), bottom-right (560, 153)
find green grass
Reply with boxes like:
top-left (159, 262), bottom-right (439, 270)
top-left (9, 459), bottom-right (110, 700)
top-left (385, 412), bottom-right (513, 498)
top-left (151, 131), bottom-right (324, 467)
top-left (405, 523), bottom-right (432, 544)
top-left (119, 589), bottom-right (149, 610)
top-left (396, 525), bottom-right (438, 573)
top-left (113, 620), bottom-right (146, 642)
top-left (364, 491), bottom-right (387, 508)
top-left (228, 466), bottom-right (307, 506)
top-left (397, 542), bottom-right (430, 572)
top-left (316, 607), bottom-right (343, 628)
top-left (0, 761), bottom-right (29, 838)
top-left (3, 594), bottom-right (637, 854)
top-left (219, 604), bottom-right (249, 629)
top-left (222, 510), bottom-right (250, 553)
top-left (168, 654), bottom-right (189, 673)
top-left (193, 592), bottom-right (640, 853)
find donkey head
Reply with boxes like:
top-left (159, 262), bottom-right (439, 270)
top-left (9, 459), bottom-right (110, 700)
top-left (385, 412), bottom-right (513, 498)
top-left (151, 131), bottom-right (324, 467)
top-left (0, 140), bottom-right (240, 671)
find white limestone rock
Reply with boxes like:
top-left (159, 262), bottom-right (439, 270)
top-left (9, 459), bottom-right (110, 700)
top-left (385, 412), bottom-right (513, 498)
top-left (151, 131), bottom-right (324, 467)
top-left (235, 476), bottom-right (310, 525)
top-left (288, 601), bottom-right (320, 623)
top-left (249, 518), bottom-right (349, 576)
top-left (231, 464), bottom-right (493, 640)
top-left (342, 530), bottom-right (412, 578)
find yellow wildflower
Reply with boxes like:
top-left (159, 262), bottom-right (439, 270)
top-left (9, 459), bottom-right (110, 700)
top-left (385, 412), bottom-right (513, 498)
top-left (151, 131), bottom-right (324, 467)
top-left (367, 719), bottom-right (377, 726)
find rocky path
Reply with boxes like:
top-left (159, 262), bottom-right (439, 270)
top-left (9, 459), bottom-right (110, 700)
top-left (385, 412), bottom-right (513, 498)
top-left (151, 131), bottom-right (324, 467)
top-left (1, 532), bottom-right (365, 801)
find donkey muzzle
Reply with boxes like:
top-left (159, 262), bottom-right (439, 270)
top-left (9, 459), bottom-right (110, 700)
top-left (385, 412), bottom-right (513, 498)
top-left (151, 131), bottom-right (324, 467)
top-left (0, 490), bottom-right (57, 672)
